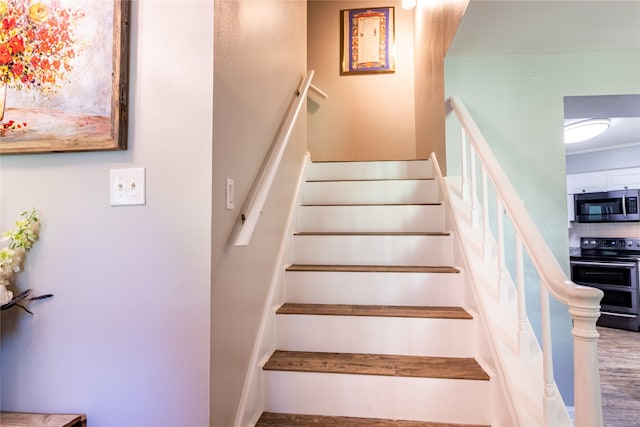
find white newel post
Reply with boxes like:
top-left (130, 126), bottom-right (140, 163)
top-left (569, 287), bottom-right (604, 427)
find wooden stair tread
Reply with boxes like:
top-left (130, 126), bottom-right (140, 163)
top-left (256, 412), bottom-right (490, 426)
top-left (286, 264), bottom-right (460, 273)
top-left (306, 178), bottom-right (435, 182)
top-left (264, 351), bottom-right (490, 381)
top-left (310, 159), bottom-right (430, 163)
top-left (294, 232), bottom-right (450, 236)
top-left (301, 203), bottom-right (442, 206)
top-left (277, 303), bottom-right (473, 319)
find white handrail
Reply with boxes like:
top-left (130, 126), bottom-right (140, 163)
top-left (446, 95), bottom-right (604, 427)
top-left (232, 70), bottom-right (316, 247)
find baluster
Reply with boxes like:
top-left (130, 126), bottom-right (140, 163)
top-left (461, 127), bottom-right (469, 201)
top-left (481, 168), bottom-right (491, 261)
top-left (516, 237), bottom-right (534, 360)
top-left (470, 148), bottom-right (479, 228)
top-left (496, 199), bottom-right (508, 302)
top-left (540, 285), bottom-right (556, 425)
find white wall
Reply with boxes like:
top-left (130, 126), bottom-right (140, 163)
top-left (0, 2), bottom-right (212, 426)
top-left (445, 49), bottom-right (640, 406)
top-left (566, 144), bottom-right (640, 174)
top-left (211, 0), bottom-right (308, 425)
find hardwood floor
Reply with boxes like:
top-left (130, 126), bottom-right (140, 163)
top-left (598, 326), bottom-right (640, 427)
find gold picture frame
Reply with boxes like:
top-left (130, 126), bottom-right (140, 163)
top-left (340, 6), bottom-right (395, 75)
top-left (0, 0), bottom-right (130, 155)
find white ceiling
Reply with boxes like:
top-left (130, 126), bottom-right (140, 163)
top-left (564, 94), bottom-right (640, 154)
top-left (448, 0), bottom-right (640, 56)
top-left (447, 0), bottom-right (640, 155)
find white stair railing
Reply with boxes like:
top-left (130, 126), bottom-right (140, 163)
top-left (232, 70), bottom-right (317, 246)
top-left (446, 95), bottom-right (604, 427)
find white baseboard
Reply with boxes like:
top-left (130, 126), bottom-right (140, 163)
top-left (233, 152), bottom-right (310, 427)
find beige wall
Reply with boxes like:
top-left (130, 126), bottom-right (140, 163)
top-left (307, 1), bottom-right (417, 161)
top-left (211, 0), bottom-right (308, 425)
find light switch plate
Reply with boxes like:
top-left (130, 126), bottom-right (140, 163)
top-left (226, 177), bottom-right (234, 210)
top-left (110, 168), bottom-right (146, 206)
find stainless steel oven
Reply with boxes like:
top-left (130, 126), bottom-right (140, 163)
top-left (570, 237), bottom-right (640, 331)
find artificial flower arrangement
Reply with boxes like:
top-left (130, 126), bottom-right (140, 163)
top-left (0, 208), bottom-right (52, 314)
top-left (0, 0), bottom-right (85, 93)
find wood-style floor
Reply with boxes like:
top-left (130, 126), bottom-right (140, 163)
top-left (598, 326), bottom-right (640, 427)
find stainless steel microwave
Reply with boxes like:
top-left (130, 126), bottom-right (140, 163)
top-left (575, 189), bottom-right (640, 222)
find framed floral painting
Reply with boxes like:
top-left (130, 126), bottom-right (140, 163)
top-left (340, 6), bottom-right (395, 75)
top-left (0, 0), bottom-right (130, 154)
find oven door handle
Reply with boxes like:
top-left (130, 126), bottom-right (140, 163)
top-left (601, 311), bottom-right (637, 318)
top-left (571, 260), bottom-right (637, 268)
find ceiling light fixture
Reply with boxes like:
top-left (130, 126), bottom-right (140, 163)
top-left (402, 0), bottom-right (417, 9)
top-left (564, 118), bottom-right (611, 144)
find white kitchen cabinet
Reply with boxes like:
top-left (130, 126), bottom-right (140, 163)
top-left (566, 167), bottom-right (640, 194)
top-left (606, 167), bottom-right (640, 190)
top-left (567, 194), bottom-right (575, 223)
top-left (566, 171), bottom-right (606, 194)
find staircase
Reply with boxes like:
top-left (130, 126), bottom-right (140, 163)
top-left (255, 159), bottom-right (496, 426)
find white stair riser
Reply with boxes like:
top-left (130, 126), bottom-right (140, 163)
top-left (302, 180), bottom-right (439, 205)
top-left (276, 315), bottom-right (476, 357)
top-left (307, 160), bottom-right (433, 181)
top-left (296, 205), bottom-right (445, 233)
top-left (285, 271), bottom-right (463, 306)
top-left (263, 371), bottom-right (492, 425)
top-left (292, 235), bottom-right (454, 266)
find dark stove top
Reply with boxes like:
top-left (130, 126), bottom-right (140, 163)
top-left (580, 237), bottom-right (640, 251)
top-left (571, 254), bottom-right (640, 262)
top-left (574, 237), bottom-right (640, 260)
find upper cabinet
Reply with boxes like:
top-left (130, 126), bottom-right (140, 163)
top-left (567, 167), bottom-right (640, 194)
top-left (606, 168), bottom-right (640, 191)
top-left (566, 171), bottom-right (606, 194)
